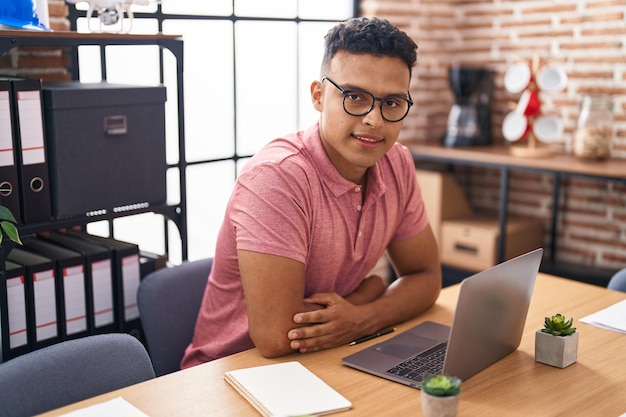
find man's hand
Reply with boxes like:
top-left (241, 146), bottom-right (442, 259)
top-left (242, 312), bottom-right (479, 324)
top-left (287, 274), bottom-right (388, 353)
top-left (288, 292), bottom-right (367, 353)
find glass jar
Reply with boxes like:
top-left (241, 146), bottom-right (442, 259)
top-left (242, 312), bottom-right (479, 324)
top-left (573, 95), bottom-right (614, 160)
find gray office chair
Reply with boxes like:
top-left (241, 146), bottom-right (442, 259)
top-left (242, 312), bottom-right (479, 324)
top-left (137, 258), bottom-right (213, 376)
top-left (0, 333), bottom-right (155, 417)
top-left (607, 268), bottom-right (626, 292)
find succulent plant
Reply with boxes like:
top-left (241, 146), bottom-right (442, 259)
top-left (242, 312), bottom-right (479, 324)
top-left (542, 313), bottom-right (576, 336)
top-left (421, 374), bottom-right (461, 397)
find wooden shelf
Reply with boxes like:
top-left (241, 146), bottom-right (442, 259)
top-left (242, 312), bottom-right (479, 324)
top-left (0, 30), bottom-right (182, 55)
top-left (412, 144), bottom-right (626, 182)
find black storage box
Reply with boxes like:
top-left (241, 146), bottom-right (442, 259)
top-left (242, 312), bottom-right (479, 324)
top-left (42, 82), bottom-right (167, 218)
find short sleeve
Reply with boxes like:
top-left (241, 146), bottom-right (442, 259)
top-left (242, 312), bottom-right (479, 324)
top-left (231, 160), bottom-right (312, 264)
top-left (390, 145), bottom-right (429, 242)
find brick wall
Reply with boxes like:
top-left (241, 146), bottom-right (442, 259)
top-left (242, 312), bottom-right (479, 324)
top-left (362, 0), bottom-right (626, 272)
top-left (1, 1), bottom-right (624, 273)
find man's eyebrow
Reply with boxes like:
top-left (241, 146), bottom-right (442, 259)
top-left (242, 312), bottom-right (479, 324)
top-left (332, 81), bottom-right (365, 91)
top-left (341, 83), bottom-right (409, 97)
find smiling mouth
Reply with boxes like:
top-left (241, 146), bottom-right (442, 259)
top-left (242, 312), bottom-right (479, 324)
top-left (353, 134), bottom-right (384, 143)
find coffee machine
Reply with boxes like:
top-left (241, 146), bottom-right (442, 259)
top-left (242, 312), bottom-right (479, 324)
top-left (443, 66), bottom-right (494, 147)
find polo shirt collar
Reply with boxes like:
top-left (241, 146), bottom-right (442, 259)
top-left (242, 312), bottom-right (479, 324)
top-left (303, 123), bottom-right (386, 199)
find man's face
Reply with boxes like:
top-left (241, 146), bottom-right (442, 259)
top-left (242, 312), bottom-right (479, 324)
top-left (311, 50), bottom-right (411, 184)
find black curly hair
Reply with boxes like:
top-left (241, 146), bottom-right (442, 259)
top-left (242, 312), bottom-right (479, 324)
top-left (321, 17), bottom-right (418, 76)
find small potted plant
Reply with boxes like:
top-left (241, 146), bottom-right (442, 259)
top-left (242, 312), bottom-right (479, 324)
top-left (535, 313), bottom-right (578, 368)
top-left (420, 374), bottom-right (461, 417)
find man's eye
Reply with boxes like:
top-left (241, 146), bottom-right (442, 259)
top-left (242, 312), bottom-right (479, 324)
top-left (384, 99), bottom-right (402, 108)
top-left (346, 92), bottom-right (366, 102)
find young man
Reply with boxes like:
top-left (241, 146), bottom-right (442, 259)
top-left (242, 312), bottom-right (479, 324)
top-left (181, 17), bottom-right (441, 368)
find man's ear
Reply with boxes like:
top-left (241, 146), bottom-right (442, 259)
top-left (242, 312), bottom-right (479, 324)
top-left (310, 80), bottom-right (323, 112)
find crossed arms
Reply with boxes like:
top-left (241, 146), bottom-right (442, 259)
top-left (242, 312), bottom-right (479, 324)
top-left (238, 224), bottom-right (442, 358)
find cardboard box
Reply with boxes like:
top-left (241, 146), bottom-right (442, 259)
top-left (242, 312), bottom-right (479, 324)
top-left (441, 216), bottom-right (543, 272)
top-left (416, 169), bottom-right (473, 249)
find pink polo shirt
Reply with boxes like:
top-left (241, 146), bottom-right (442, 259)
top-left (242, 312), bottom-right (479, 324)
top-left (181, 123), bottom-right (428, 368)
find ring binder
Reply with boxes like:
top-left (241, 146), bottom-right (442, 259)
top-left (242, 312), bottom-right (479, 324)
top-left (42, 232), bottom-right (117, 335)
top-left (7, 247), bottom-right (60, 351)
top-left (0, 79), bottom-right (22, 223)
top-left (66, 231), bottom-right (142, 339)
top-left (2, 77), bottom-right (52, 224)
top-left (0, 261), bottom-right (29, 362)
top-left (21, 237), bottom-right (91, 340)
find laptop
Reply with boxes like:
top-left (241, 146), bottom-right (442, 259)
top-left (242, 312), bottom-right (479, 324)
top-left (342, 248), bottom-right (543, 388)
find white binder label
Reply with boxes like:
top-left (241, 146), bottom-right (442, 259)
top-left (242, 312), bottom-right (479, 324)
top-left (7, 276), bottom-right (28, 349)
top-left (64, 265), bottom-right (87, 335)
top-left (122, 254), bottom-right (141, 321)
top-left (16, 90), bottom-right (46, 165)
top-left (34, 269), bottom-right (57, 342)
top-left (92, 259), bottom-right (114, 327)
top-left (0, 91), bottom-right (14, 167)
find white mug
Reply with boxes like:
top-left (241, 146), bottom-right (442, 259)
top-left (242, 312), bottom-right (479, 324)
top-left (533, 115), bottom-right (564, 143)
top-left (536, 64), bottom-right (567, 93)
top-left (504, 62), bottom-right (532, 94)
top-left (502, 111), bottom-right (529, 142)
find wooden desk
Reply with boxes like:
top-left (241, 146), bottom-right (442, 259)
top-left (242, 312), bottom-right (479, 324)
top-left (39, 274), bottom-right (626, 417)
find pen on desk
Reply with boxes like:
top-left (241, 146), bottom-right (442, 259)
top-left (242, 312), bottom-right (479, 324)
top-left (349, 327), bottom-right (396, 346)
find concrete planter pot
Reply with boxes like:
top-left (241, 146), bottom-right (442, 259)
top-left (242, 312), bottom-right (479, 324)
top-left (421, 391), bottom-right (459, 417)
top-left (534, 330), bottom-right (578, 368)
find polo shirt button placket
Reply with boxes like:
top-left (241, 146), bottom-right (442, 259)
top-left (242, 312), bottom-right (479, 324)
top-left (354, 187), bottom-right (362, 211)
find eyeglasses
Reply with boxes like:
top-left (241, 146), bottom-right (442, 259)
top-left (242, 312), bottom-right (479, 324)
top-left (321, 76), bottom-right (413, 123)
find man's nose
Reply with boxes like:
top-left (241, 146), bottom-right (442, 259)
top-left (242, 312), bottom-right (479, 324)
top-left (361, 101), bottom-right (385, 127)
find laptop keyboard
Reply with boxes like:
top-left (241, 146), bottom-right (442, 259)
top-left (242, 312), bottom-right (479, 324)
top-left (385, 341), bottom-right (447, 384)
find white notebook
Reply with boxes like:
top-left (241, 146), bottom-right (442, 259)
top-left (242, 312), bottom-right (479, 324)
top-left (224, 361), bottom-right (352, 417)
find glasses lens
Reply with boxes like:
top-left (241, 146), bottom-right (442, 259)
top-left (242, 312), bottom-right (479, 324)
top-left (342, 91), bottom-right (374, 116)
top-left (381, 98), bottom-right (411, 122)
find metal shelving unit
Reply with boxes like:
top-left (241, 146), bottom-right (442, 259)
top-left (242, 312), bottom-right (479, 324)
top-left (413, 144), bottom-right (625, 286)
top-left (0, 30), bottom-right (188, 261)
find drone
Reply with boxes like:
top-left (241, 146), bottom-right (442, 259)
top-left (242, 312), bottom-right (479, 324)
top-left (66, 0), bottom-right (158, 33)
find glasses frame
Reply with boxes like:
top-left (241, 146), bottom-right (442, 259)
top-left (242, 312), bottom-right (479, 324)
top-left (321, 76), bottom-right (413, 123)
